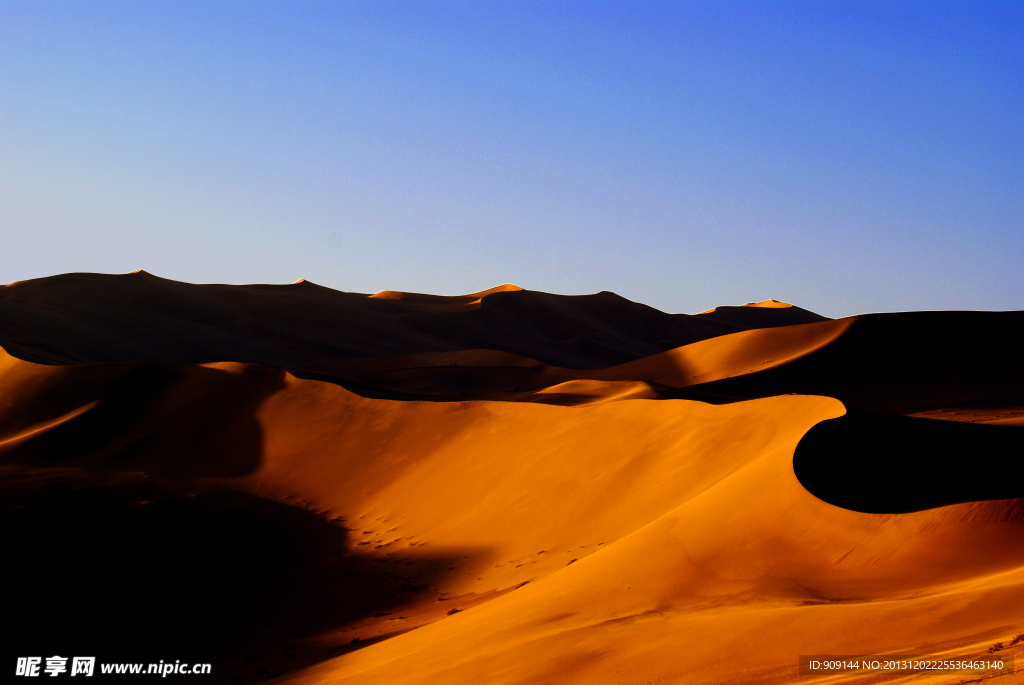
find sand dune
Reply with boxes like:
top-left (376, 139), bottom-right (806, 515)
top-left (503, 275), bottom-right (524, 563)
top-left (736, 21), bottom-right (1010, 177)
top-left (288, 318), bottom-right (852, 401)
top-left (280, 399), bottom-right (1024, 685)
top-left (289, 311), bottom-right (1021, 424)
top-left (1, 273), bottom-right (1022, 684)
top-left (691, 311), bottom-right (1024, 418)
top-left (0, 271), bottom-right (828, 368)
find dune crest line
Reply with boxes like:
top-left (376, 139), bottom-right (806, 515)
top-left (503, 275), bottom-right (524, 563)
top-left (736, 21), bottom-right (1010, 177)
top-left (1, 272), bottom-right (1021, 684)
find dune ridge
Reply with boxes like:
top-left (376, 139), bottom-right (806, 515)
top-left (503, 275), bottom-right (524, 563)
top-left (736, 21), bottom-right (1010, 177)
top-left (368, 283), bottom-right (524, 304)
top-left (0, 271), bottom-right (827, 368)
top-left (690, 311), bottom-right (1024, 418)
top-left (290, 318), bottom-right (853, 403)
top-left (1, 273), bottom-right (1022, 685)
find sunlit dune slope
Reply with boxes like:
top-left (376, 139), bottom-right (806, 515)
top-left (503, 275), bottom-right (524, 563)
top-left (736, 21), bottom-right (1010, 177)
top-left (2, 274), bottom-right (1023, 685)
top-left (0, 271), bottom-right (827, 368)
top-left (310, 309), bottom-right (1014, 419)
top-left (589, 316), bottom-right (853, 388)
top-left (3, 344), bottom-right (1024, 684)
top-left (243, 386), bottom-right (1020, 685)
top-left (744, 298), bottom-right (794, 307)
top-left (290, 311), bottom-right (1022, 424)
top-left (284, 436), bottom-right (1024, 684)
top-left (291, 318), bottom-right (853, 401)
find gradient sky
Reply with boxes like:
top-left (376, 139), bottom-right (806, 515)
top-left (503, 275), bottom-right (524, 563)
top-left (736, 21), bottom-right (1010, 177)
top-left (1, 1), bottom-right (1021, 317)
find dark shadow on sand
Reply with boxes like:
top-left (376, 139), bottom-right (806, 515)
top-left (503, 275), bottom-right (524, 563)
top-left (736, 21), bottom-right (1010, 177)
top-left (0, 470), bottom-right (471, 683)
top-left (1, 364), bottom-right (285, 477)
top-left (794, 409), bottom-right (1024, 514)
top-left (0, 362), bottom-right (484, 683)
top-left (287, 367), bottom-right (744, 406)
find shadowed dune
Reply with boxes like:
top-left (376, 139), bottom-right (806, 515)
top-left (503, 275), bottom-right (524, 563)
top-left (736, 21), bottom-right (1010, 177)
top-left (0, 271), bottom-right (827, 368)
top-left (690, 311), bottom-right (1024, 418)
top-left (1, 469), bottom-right (471, 682)
top-left (794, 410), bottom-right (1024, 513)
top-left (698, 297), bottom-right (829, 329)
top-left (1, 273), bottom-right (1022, 685)
top-left (0, 353), bottom-right (284, 477)
top-left (288, 318), bottom-right (852, 402)
top-left (288, 311), bottom-right (1021, 421)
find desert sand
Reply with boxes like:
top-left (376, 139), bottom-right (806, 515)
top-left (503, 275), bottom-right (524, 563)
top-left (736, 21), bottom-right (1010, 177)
top-left (2, 271), bottom-right (1022, 684)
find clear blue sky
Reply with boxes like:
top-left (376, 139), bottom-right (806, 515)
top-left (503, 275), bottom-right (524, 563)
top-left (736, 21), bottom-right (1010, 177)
top-left (1, 1), bottom-right (1020, 317)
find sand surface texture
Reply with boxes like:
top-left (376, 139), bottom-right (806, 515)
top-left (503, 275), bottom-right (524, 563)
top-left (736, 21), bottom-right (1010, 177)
top-left (2, 272), bottom-right (1022, 684)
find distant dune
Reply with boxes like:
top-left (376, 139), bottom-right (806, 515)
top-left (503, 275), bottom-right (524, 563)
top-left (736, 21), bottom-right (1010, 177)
top-left (1, 272), bottom-right (1022, 684)
top-left (0, 271), bottom-right (827, 368)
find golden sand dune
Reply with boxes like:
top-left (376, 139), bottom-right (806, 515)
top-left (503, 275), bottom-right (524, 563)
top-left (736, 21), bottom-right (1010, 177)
top-left (280, 399), bottom-right (1024, 685)
top-left (290, 311), bottom-right (1022, 423)
top-left (290, 318), bottom-right (852, 402)
top-left (1, 273), bottom-right (1022, 684)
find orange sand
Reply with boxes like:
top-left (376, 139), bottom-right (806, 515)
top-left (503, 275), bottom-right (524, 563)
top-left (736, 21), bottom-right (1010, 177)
top-left (1, 272), bottom-right (1022, 684)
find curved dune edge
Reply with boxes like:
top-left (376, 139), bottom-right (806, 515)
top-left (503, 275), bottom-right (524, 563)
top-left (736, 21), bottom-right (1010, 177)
top-left (528, 379), bottom-right (663, 403)
top-left (3, 345), bottom-right (1024, 683)
top-left (269, 392), bottom-right (1024, 685)
top-left (794, 410), bottom-right (1024, 513)
top-left (293, 318), bottom-right (858, 401)
top-left (2, 273), bottom-right (1022, 685)
top-left (589, 317), bottom-right (856, 388)
top-left (0, 400), bottom-right (99, 449)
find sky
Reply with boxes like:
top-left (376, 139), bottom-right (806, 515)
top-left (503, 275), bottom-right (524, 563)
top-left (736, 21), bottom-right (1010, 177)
top-left (1, 1), bottom-right (1021, 318)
